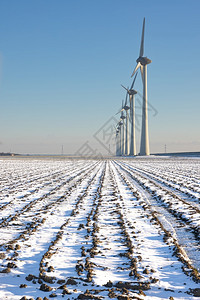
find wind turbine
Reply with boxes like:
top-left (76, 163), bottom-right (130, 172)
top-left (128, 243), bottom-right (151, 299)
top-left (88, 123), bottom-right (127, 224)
top-left (116, 125), bottom-right (121, 156)
top-left (121, 73), bottom-right (138, 156)
top-left (117, 101), bottom-right (126, 155)
top-left (121, 91), bottom-right (130, 156)
top-left (116, 122), bottom-right (121, 156)
top-left (131, 17), bottom-right (151, 156)
top-left (115, 129), bottom-right (119, 156)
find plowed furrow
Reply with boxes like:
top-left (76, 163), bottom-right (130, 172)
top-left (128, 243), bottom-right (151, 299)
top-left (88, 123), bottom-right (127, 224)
top-left (0, 161), bottom-right (97, 215)
top-left (10, 163), bottom-right (107, 298)
top-left (0, 162), bottom-right (101, 258)
top-left (122, 162), bottom-right (200, 205)
top-left (0, 161), bottom-right (98, 230)
top-left (115, 161), bottom-right (200, 238)
top-left (113, 160), bottom-right (200, 280)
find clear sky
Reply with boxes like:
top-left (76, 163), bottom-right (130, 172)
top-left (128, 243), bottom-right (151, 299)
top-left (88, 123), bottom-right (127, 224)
top-left (0, 0), bottom-right (199, 155)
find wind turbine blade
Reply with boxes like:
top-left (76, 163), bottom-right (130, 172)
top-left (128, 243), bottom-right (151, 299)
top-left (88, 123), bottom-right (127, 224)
top-left (118, 101), bottom-right (124, 114)
top-left (139, 17), bottom-right (145, 57)
top-left (121, 84), bottom-right (128, 92)
top-left (116, 101), bottom-right (123, 114)
top-left (121, 100), bottom-right (125, 114)
top-left (140, 65), bottom-right (144, 83)
top-left (130, 72), bottom-right (138, 90)
top-left (125, 91), bottom-right (128, 106)
top-left (131, 62), bottom-right (141, 77)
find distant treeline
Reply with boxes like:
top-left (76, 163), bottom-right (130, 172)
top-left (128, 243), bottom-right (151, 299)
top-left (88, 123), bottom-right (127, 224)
top-left (0, 152), bottom-right (19, 156)
top-left (153, 151), bottom-right (200, 157)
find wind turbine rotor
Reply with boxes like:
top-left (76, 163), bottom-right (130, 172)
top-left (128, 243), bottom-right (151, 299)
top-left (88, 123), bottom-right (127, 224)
top-left (131, 18), bottom-right (151, 78)
top-left (120, 86), bottom-right (130, 110)
top-left (129, 73), bottom-right (138, 94)
top-left (124, 91), bottom-right (130, 110)
top-left (116, 99), bottom-right (125, 115)
top-left (121, 73), bottom-right (138, 97)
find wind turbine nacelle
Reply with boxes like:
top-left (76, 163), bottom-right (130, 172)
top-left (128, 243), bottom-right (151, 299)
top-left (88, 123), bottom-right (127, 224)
top-left (129, 89), bottom-right (137, 95)
top-left (124, 105), bottom-right (130, 111)
top-left (137, 56), bottom-right (152, 65)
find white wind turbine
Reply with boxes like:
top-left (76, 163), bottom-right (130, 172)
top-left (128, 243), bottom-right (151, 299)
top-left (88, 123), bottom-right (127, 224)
top-left (131, 17), bottom-right (151, 156)
top-left (116, 124), bottom-right (121, 156)
top-left (117, 122), bottom-right (122, 156)
top-left (121, 73), bottom-right (138, 156)
top-left (115, 129), bottom-right (119, 156)
top-left (117, 100), bottom-right (126, 155)
top-left (121, 90), bottom-right (130, 156)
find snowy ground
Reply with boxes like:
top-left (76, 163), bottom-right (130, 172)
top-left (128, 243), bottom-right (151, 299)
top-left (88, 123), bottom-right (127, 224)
top-left (0, 157), bottom-right (199, 300)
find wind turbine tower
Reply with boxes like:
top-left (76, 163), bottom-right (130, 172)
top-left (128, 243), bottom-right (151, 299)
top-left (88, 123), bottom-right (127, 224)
top-left (123, 94), bottom-right (130, 156)
top-left (121, 115), bottom-right (126, 155)
top-left (121, 73), bottom-right (138, 156)
top-left (117, 100), bottom-right (126, 155)
top-left (117, 121), bottom-right (123, 156)
top-left (131, 18), bottom-right (151, 156)
top-left (115, 127), bottom-right (120, 156)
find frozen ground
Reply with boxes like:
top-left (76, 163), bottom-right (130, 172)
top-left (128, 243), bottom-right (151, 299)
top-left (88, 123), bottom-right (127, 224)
top-left (0, 156), bottom-right (199, 300)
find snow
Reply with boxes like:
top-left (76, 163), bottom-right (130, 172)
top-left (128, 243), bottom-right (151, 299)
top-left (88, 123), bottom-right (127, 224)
top-left (0, 157), bottom-right (199, 299)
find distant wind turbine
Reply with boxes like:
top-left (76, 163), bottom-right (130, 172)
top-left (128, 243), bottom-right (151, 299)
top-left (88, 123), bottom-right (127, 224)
top-left (118, 120), bottom-right (123, 156)
top-left (117, 100), bottom-right (126, 155)
top-left (121, 73), bottom-right (138, 156)
top-left (115, 130), bottom-right (118, 156)
top-left (121, 90), bottom-right (130, 156)
top-left (115, 126), bottom-right (120, 156)
top-left (131, 17), bottom-right (151, 156)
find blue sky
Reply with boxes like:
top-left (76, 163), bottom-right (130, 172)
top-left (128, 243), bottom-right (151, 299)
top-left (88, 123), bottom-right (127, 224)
top-left (0, 0), bottom-right (199, 155)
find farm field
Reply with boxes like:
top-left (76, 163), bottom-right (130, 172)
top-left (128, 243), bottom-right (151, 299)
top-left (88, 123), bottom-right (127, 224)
top-left (0, 157), bottom-right (200, 300)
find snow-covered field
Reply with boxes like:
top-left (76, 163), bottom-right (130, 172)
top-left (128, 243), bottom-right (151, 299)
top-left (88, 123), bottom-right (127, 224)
top-left (0, 157), bottom-right (200, 300)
